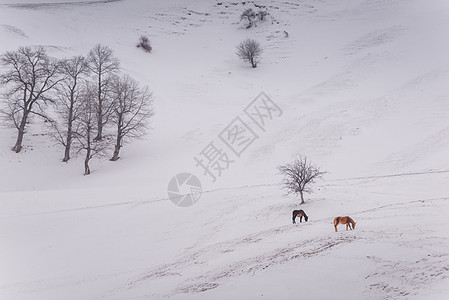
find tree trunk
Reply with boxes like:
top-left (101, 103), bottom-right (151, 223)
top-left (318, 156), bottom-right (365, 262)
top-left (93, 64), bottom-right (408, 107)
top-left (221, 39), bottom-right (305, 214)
top-left (12, 111), bottom-right (28, 153)
top-left (84, 127), bottom-right (91, 175)
top-left (110, 146), bottom-right (120, 161)
top-left (95, 74), bottom-right (103, 141)
top-left (63, 136), bottom-right (71, 162)
top-left (299, 191), bottom-right (305, 204)
top-left (251, 57), bottom-right (256, 68)
top-left (63, 95), bottom-right (75, 162)
top-left (95, 102), bottom-right (103, 141)
top-left (110, 129), bottom-right (122, 161)
top-left (84, 149), bottom-right (91, 175)
top-left (63, 119), bottom-right (73, 162)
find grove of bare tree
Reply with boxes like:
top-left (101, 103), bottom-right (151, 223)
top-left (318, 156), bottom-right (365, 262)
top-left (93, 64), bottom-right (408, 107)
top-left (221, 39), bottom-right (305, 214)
top-left (0, 44), bottom-right (154, 175)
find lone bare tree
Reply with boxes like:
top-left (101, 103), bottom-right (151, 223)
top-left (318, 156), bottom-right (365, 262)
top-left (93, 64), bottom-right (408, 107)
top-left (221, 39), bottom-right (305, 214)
top-left (110, 75), bottom-right (153, 161)
top-left (52, 56), bottom-right (90, 162)
top-left (236, 39), bottom-right (262, 68)
top-left (73, 83), bottom-right (108, 175)
top-left (278, 156), bottom-right (325, 204)
top-left (87, 44), bottom-right (119, 141)
top-left (0, 46), bottom-right (62, 153)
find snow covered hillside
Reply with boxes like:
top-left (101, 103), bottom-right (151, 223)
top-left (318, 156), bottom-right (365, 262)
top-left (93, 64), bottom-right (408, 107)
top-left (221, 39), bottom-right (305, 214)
top-left (1, 0), bottom-right (449, 299)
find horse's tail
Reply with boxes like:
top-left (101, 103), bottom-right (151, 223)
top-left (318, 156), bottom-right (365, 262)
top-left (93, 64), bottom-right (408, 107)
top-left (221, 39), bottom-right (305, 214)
top-left (292, 210), bottom-right (297, 223)
top-left (334, 217), bottom-right (340, 226)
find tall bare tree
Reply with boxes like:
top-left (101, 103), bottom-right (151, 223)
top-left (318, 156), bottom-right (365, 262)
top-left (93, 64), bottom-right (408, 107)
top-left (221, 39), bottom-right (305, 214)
top-left (52, 56), bottom-right (90, 162)
top-left (278, 156), bottom-right (325, 204)
top-left (0, 46), bottom-right (62, 153)
top-left (73, 83), bottom-right (109, 175)
top-left (110, 75), bottom-right (153, 161)
top-left (87, 44), bottom-right (119, 141)
top-left (236, 39), bottom-right (262, 68)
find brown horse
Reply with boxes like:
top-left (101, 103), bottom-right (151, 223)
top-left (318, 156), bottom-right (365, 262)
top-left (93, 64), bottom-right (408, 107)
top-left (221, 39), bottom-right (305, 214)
top-left (334, 216), bottom-right (356, 232)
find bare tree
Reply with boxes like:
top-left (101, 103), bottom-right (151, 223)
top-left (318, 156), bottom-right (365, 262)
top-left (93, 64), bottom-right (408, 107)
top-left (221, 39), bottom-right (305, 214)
top-left (240, 8), bottom-right (256, 28)
top-left (257, 10), bottom-right (269, 21)
top-left (73, 83), bottom-right (109, 175)
top-left (236, 39), bottom-right (262, 68)
top-left (52, 56), bottom-right (90, 162)
top-left (109, 74), bottom-right (153, 161)
top-left (0, 46), bottom-right (62, 153)
top-left (278, 156), bottom-right (325, 204)
top-left (87, 44), bottom-right (120, 141)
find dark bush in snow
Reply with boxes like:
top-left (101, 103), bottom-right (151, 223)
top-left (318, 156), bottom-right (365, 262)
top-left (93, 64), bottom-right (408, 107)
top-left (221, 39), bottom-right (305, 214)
top-left (240, 8), bottom-right (256, 28)
top-left (137, 35), bottom-right (152, 53)
top-left (257, 10), bottom-right (269, 21)
top-left (240, 8), bottom-right (270, 28)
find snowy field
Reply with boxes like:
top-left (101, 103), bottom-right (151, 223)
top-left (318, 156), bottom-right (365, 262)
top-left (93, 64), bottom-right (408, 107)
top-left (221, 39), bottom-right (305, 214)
top-left (1, 0), bottom-right (449, 299)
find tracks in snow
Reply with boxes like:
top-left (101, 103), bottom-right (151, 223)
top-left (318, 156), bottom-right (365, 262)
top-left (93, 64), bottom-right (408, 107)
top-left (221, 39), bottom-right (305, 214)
top-left (128, 196), bottom-right (449, 298)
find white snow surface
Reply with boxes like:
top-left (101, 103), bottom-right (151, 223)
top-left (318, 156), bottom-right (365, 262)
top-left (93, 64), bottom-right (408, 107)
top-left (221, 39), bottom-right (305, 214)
top-left (1, 0), bottom-right (449, 299)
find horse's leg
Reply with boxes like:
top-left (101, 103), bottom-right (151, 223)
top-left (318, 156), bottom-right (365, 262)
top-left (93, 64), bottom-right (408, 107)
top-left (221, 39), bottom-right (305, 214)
top-left (346, 223), bottom-right (349, 230)
top-left (300, 215), bottom-right (303, 223)
top-left (292, 212), bottom-right (296, 224)
top-left (334, 224), bottom-right (338, 232)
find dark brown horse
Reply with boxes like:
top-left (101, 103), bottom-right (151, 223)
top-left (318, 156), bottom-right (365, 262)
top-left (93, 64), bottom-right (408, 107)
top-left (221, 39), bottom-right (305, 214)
top-left (333, 216), bottom-right (356, 232)
top-left (292, 210), bottom-right (308, 224)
